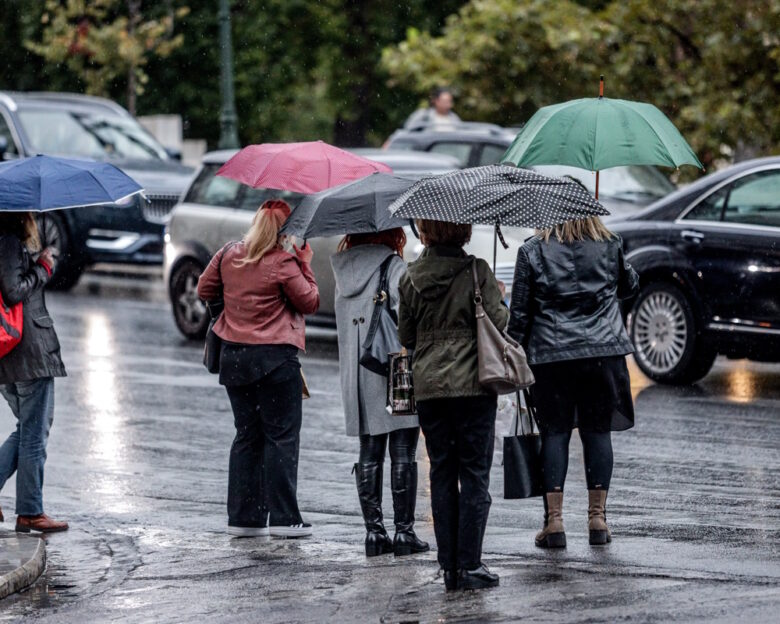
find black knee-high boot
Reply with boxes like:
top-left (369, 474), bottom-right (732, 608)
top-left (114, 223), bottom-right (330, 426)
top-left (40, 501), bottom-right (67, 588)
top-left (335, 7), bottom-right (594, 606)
top-left (391, 462), bottom-right (430, 556)
top-left (354, 462), bottom-right (393, 556)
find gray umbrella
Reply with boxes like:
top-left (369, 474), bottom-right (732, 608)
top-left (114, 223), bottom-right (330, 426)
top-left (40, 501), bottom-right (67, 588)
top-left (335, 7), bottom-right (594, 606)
top-left (281, 172), bottom-right (417, 239)
top-left (388, 164), bottom-right (609, 228)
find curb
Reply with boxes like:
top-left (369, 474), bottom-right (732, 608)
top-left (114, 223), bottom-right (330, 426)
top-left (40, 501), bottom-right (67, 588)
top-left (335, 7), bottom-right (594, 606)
top-left (0, 534), bottom-right (46, 599)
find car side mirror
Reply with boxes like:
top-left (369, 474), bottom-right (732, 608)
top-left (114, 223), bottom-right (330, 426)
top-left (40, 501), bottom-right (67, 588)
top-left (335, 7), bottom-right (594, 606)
top-left (165, 147), bottom-right (182, 161)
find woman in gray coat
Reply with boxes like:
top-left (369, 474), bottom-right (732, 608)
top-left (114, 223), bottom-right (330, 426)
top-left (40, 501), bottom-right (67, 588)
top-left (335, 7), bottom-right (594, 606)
top-left (331, 228), bottom-right (428, 557)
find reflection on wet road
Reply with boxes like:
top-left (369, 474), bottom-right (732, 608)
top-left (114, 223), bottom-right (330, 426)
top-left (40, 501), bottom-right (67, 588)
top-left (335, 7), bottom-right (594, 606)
top-left (0, 273), bottom-right (777, 623)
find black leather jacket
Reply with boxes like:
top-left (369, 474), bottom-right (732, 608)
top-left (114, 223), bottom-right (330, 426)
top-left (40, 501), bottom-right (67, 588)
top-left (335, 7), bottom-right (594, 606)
top-left (0, 235), bottom-right (66, 384)
top-left (508, 235), bottom-right (639, 365)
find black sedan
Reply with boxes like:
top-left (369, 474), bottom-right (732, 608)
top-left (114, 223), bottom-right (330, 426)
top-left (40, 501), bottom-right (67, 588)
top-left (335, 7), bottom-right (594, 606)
top-left (611, 156), bottom-right (780, 384)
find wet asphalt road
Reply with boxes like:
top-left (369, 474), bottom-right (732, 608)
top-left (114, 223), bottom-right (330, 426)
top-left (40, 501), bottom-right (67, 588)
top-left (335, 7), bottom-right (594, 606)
top-left (0, 271), bottom-right (778, 623)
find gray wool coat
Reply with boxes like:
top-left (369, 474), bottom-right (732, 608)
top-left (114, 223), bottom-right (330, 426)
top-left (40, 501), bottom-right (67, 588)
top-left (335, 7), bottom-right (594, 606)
top-left (331, 245), bottom-right (418, 437)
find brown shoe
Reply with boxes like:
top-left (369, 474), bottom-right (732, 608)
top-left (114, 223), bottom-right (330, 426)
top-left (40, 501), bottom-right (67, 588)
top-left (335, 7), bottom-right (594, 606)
top-left (535, 492), bottom-right (566, 548)
top-left (588, 489), bottom-right (611, 545)
top-left (16, 514), bottom-right (69, 533)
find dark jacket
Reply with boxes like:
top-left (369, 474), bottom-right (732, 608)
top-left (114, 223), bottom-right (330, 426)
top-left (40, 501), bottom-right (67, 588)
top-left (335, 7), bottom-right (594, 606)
top-left (0, 235), bottom-right (66, 384)
top-left (398, 245), bottom-right (509, 401)
top-left (507, 235), bottom-right (639, 365)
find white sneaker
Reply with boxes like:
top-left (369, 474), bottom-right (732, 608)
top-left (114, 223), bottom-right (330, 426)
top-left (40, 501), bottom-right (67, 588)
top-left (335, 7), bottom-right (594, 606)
top-left (227, 525), bottom-right (270, 537)
top-left (269, 523), bottom-right (312, 538)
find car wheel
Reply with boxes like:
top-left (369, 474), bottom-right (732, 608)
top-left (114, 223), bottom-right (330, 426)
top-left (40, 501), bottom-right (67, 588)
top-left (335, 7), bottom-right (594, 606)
top-left (38, 212), bottom-right (84, 291)
top-left (170, 259), bottom-right (209, 339)
top-left (628, 282), bottom-right (716, 385)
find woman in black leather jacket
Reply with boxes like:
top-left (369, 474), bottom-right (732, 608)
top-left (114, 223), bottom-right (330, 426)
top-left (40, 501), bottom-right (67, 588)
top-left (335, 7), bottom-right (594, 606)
top-left (508, 216), bottom-right (638, 549)
top-left (0, 212), bottom-right (68, 533)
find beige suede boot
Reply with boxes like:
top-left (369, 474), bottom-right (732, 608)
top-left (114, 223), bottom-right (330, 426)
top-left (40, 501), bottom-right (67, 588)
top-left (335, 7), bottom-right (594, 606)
top-left (535, 492), bottom-right (566, 548)
top-left (588, 489), bottom-right (611, 545)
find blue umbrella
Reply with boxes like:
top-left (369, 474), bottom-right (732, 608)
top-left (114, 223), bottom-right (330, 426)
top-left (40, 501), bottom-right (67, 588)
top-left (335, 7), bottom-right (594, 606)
top-left (0, 155), bottom-right (144, 212)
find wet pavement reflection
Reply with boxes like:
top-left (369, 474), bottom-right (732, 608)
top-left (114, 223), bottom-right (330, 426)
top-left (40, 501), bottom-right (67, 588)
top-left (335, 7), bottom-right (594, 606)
top-left (0, 272), bottom-right (777, 623)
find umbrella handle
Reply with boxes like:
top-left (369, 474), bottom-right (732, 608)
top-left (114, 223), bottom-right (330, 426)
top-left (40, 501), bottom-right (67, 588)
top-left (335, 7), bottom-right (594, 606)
top-left (409, 219), bottom-right (420, 240)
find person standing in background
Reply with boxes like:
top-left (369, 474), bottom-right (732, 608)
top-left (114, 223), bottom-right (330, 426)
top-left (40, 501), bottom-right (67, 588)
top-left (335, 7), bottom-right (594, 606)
top-left (403, 87), bottom-right (461, 131)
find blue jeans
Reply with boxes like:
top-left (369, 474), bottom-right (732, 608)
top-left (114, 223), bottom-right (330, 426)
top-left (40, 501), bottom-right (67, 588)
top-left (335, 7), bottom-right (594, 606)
top-left (0, 378), bottom-right (55, 516)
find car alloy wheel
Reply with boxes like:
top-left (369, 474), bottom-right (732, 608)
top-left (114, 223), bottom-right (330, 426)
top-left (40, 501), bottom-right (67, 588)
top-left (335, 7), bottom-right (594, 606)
top-left (171, 260), bottom-right (208, 339)
top-left (632, 289), bottom-right (688, 375)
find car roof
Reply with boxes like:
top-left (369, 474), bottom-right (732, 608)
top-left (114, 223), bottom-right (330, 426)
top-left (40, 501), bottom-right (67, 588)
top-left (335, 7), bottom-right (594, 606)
top-left (388, 122), bottom-right (517, 147)
top-left (200, 147), bottom-right (459, 174)
top-left (0, 91), bottom-right (130, 117)
top-left (626, 155), bottom-right (780, 222)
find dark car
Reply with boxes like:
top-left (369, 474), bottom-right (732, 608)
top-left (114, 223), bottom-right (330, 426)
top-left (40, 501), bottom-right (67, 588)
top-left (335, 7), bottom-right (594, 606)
top-left (611, 156), bottom-right (780, 384)
top-left (385, 122), bottom-right (676, 219)
top-left (0, 91), bottom-right (193, 289)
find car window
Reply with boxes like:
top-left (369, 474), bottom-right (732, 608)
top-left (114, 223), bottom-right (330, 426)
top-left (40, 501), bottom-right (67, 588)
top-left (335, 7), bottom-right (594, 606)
top-left (684, 187), bottom-right (728, 222)
top-left (429, 142), bottom-right (472, 167)
top-left (0, 113), bottom-right (18, 157)
top-left (722, 170), bottom-right (780, 228)
top-left (532, 164), bottom-right (674, 199)
top-left (238, 187), bottom-right (303, 211)
top-left (478, 144), bottom-right (508, 166)
top-left (184, 164), bottom-right (241, 208)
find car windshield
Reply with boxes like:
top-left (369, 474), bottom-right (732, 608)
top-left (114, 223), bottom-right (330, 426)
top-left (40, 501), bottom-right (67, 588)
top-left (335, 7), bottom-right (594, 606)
top-left (17, 107), bottom-right (168, 161)
top-left (532, 164), bottom-right (675, 199)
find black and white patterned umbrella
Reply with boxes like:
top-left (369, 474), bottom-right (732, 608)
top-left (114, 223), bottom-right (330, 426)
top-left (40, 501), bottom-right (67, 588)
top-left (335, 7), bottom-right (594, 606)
top-left (388, 164), bottom-right (609, 228)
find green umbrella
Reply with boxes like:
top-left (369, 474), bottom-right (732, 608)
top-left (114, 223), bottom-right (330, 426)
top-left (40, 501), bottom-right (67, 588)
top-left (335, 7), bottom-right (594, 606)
top-left (502, 77), bottom-right (703, 198)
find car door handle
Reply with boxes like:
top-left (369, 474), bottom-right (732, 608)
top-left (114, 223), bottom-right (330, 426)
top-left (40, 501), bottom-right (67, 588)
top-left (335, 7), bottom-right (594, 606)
top-left (681, 229), bottom-right (705, 244)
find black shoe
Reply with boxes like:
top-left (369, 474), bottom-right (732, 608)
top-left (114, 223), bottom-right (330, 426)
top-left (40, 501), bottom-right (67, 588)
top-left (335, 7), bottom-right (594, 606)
top-left (443, 569), bottom-right (459, 591)
top-left (391, 462), bottom-right (430, 556)
top-left (458, 564), bottom-right (499, 590)
top-left (365, 529), bottom-right (394, 557)
top-left (355, 462), bottom-right (393, 557)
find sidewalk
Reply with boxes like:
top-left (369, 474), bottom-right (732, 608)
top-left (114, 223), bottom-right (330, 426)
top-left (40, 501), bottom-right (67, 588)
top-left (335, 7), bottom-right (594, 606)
top-left (0, 531), bottom-right (45, 600)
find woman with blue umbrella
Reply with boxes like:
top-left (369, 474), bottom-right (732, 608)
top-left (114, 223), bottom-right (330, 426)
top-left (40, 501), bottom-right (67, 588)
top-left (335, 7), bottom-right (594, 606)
top-left (0, 155), bottom-right (142, 533)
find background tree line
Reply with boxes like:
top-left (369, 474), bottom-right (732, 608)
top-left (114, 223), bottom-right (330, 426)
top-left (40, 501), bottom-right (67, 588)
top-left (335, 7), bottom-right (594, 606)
top-left (1, 0), bottom-right (778, 172)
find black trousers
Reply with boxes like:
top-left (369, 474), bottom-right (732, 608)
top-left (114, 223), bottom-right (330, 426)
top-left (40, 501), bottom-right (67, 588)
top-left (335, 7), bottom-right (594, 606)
top-left (417, 395), bottom-right (497, 571)
top-left (358, 427), bottom-right (419, 465)
top-left (225, 361), bottom-right (303, 527)
top-left (541, 430), bottom-right (613, 492)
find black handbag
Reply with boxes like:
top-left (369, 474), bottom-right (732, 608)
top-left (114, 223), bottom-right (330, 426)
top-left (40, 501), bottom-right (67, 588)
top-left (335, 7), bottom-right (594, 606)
top-left (359, 255), bottom-right (402, 376)
top-left (503, 390), bottom-right (544, 499)
top-left (203, 242), bottom-right (237, 374)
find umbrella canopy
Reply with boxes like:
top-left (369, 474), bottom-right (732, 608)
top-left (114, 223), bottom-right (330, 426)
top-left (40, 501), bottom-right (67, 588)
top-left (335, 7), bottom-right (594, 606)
top-left (0, 155), bottom-right (144, 212)
top-left (281, 172), bottom-right (416, 239)
top-left (388, 165), bottom-right (608, 229)
top-left (502, 97), bottom-right (703, 173)
top-left (217, 140), bottom-right (392, 194)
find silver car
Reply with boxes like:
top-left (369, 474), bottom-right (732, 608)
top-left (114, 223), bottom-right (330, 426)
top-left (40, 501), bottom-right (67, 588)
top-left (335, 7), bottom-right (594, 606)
top-left (165, 149), bottom-right (532, 339)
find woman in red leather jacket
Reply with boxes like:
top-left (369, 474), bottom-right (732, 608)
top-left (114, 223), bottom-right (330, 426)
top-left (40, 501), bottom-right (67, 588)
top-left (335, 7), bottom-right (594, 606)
top-left (198, 199), bottom-right (319, 539)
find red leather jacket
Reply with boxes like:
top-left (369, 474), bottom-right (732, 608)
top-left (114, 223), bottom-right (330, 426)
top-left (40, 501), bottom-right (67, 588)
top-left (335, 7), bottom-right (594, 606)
top-left (197, 243), bottom-right (319, 351)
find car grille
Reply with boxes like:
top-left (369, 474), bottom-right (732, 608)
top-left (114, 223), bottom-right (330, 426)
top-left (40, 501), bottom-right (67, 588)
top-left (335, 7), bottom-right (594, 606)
top-left (142, 193), bottom-right (180, 224)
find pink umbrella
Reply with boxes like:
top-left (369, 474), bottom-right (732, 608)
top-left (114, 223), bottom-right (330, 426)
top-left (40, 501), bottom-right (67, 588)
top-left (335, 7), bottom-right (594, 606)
top-left (216, 141), bottom-right (392, 194)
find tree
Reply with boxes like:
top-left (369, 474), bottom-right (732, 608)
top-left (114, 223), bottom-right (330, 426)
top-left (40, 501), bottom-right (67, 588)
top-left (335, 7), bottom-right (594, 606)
top-left (26, 0), bottom-right (188, 115)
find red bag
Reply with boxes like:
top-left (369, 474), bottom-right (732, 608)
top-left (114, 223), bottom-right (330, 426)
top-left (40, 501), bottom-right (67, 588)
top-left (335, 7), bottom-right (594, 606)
top-left (0, 292), bottom-right (22, 359)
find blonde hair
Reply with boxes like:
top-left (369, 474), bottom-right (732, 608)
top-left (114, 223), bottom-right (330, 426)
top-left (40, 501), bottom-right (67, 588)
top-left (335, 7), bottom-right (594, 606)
top-left (540, 216), bottom-right (614, 244)
top-left (0, 212), bottom-right (41, 252)
top-left (234, 199), bottom-right (291, 267)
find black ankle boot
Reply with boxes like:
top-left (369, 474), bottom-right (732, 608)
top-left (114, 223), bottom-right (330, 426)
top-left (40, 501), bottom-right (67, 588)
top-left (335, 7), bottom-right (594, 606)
top-left (443, 569), bottom-right (459, 591)
top-left (354, 462), bottom-right (393, 557)
top-left (458, 564), bottom-right (499, 590)
top-left (391, 462), bottom-right (430, 556)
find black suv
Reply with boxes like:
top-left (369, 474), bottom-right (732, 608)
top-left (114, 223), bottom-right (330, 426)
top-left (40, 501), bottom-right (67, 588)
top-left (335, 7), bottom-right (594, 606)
top-left (0, 92), bottom-right (193, 289)
top-left (612, 156), bottom-right (780, 384)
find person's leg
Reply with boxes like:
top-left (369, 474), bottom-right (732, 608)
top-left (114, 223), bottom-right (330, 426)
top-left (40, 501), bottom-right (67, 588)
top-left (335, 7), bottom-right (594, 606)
top-left (541, 431), bottom-right (572, 493)
top-left (389, 427), bottom-right (428, 555)
top-left (580, 430), bottom-right (614, 545)
top-left (356, 433), bottom-right (392, 556)
top-left (0, 385), bottom-right (21, 492)
top-left (259, 363), bottom-right (306, 530)
top-left (225, 383), bottom-right (267, 530)
top-left (417, 400), bottom-right (459, 575)
top-left (14, 378), bottom-right (55, 517)
top-left (455, 395), bottom-right (496, 573)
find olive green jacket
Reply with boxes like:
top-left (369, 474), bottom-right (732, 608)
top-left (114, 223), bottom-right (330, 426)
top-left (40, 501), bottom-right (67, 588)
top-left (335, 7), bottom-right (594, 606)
top-left (398, 245), bottom-right (509, 401)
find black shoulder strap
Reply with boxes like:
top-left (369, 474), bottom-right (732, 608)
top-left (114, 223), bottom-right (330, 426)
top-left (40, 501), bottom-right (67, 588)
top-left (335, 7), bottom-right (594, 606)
top-left (377, 254), bottom-right (396, 294)
top-left (217, 241), bottom-right (239, 278)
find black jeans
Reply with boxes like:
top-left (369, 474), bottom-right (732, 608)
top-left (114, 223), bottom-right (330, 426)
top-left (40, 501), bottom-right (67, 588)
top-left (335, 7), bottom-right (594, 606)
top-left (541, 430), bottom-right (613, 492)
top-left (417, 395), bottom-right (497, 571)
top-left (358, 427), bottom-right (419, 465)
top-left (225, 361), bottom-right (303, 527)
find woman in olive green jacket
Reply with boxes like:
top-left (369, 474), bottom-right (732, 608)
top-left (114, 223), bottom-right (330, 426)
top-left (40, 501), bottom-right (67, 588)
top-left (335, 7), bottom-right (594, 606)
top-left (398, 219), bottom-right (508, 592)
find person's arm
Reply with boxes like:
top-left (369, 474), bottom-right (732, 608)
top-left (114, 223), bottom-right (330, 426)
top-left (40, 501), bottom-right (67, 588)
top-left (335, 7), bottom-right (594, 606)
top-left (477, 259), bottom-right (510, 331)
top-left (616, 239), bottom-right (639, 300)
top-left (196, 246), bottom-right (226, 301)
top-left (279, 254), bottom-right (320, 315)
top-left (397, 275), bottom-right (416, 350)
top-left (0, 237), bottom-right (51, 306)
top-left (507, 247), bottom-right (533, 344)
